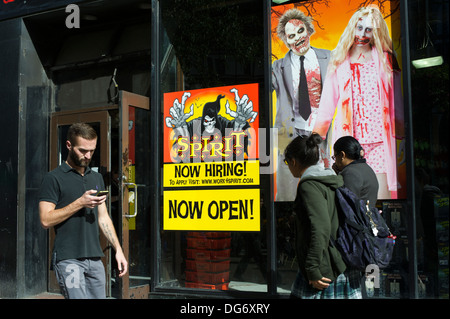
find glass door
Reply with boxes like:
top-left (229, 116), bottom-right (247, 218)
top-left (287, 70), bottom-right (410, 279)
top-left (117, 91), bottom-right (152, 299)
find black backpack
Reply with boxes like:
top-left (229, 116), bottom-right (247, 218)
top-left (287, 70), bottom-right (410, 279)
top-left (331, 186), bottom-right (396, 271)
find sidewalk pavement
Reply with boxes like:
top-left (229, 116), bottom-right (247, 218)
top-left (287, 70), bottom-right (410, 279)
top-left (24, 292), bottom-right (64, 299)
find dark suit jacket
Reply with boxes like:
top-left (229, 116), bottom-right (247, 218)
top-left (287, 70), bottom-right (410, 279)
top-left (272, 47), bottom-right (331, 201)
top-left (272, 47), bottom-right (331, 139)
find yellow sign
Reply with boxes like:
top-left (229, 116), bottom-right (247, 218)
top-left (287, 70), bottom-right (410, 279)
top-left (163, 188), bottom-right (260, 231)
top-left (164, 160), bottom-right (260, 188)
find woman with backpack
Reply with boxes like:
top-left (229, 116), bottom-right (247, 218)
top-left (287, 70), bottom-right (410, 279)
top-left (284, 133), bottom-right (361, 299)
top-left (332, 136), bottom-right (379, 208)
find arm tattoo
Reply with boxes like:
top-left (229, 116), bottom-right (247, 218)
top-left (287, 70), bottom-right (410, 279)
top-left (101, 222), bottom-right (117, 247)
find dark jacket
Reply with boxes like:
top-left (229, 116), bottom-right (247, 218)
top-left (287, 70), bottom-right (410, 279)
top-left (272, 47), bottom-right (331, 139)
top-left (340, 159), bottom-right (379, 208)
top-left (294, 165), bottom-right (346, 282)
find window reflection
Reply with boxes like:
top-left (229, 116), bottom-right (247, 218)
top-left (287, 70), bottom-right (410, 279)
top-left (410, 0), bottom-right (449, 299)
top-left (157, 0), bottom-right (449, 299)
top-left (159, 0), bottom-right (269, 293)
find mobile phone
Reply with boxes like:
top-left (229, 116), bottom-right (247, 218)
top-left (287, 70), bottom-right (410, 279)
top-left (95, 190), bottom-right (109, 196)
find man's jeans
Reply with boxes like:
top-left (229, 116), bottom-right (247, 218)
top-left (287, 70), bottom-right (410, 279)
top-left (54, 258), bottom-right (106, 299)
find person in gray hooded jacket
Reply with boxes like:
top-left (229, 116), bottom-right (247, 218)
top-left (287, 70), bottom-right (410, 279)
top-left (284, 133), bottom-right (361, 299)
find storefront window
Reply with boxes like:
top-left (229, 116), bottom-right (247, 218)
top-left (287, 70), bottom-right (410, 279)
top-left (0, 0), bottom-right (447, 300)
top-left (156, 0), bottom-right (449, 298)
top-left (270, 0), bottom-right (409, 298)
top-left (410, 0), bottom-right (449, 299)
top-left (158, 0), bottom-right (270, 293)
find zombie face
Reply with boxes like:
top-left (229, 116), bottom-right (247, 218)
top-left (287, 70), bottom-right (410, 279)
top-left (203, 115), bottom-right (216, 134)
top-left (285, 19), bottom-right (310, 56)
top-left (354, 15), bottom-right (374, 46)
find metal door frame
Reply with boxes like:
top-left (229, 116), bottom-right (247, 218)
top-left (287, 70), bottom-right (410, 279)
top-left (118, 90), bottom-right (150, 299)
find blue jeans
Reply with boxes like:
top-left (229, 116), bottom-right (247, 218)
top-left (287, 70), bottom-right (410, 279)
top-left (54, 258), bottom-right (106, 299)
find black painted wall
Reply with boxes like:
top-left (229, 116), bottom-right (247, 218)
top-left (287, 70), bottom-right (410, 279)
top-left (24, 86), bottom-right (50, 296)
top-left (0, 18), bottom-right (50, 298)
top-left (0, 19), bottom-right (20, 298)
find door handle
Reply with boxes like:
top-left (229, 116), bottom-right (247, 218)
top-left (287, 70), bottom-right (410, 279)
top-left (123, 182), bottom-right (138, 218)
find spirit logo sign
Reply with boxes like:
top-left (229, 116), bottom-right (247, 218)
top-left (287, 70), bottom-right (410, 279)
top-left (164, 84), bottom-right (259, 164)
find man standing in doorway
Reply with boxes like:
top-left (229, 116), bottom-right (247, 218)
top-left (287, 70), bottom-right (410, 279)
top-left (39, 122), bottom-right (127, 299)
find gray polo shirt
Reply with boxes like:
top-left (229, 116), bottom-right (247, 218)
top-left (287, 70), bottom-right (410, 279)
top-left (39, 161), bottom-right (105, 262)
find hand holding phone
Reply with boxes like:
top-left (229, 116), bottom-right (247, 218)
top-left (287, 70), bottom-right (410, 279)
top-left (82, 190), bottom-right (109, 208)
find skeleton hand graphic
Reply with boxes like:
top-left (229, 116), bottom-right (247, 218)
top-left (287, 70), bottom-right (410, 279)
top-left (165, 92), bottom-right (194, 136)
top-left (225, 88), bottom-right (258, 131)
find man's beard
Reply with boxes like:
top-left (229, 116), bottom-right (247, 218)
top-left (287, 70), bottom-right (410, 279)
top-left (69, 150), bottom-right (91, 168)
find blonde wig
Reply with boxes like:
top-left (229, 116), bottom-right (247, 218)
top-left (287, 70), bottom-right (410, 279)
top-left (277, 8), bottom-right (315, 48)
top-left (329, 7), bottom-right (393, 75)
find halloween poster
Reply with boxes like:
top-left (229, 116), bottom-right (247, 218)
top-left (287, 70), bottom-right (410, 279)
top-left (271, 0), bottom-right (406, 202)
top-left (163, 83), bottom-right (261, 231)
